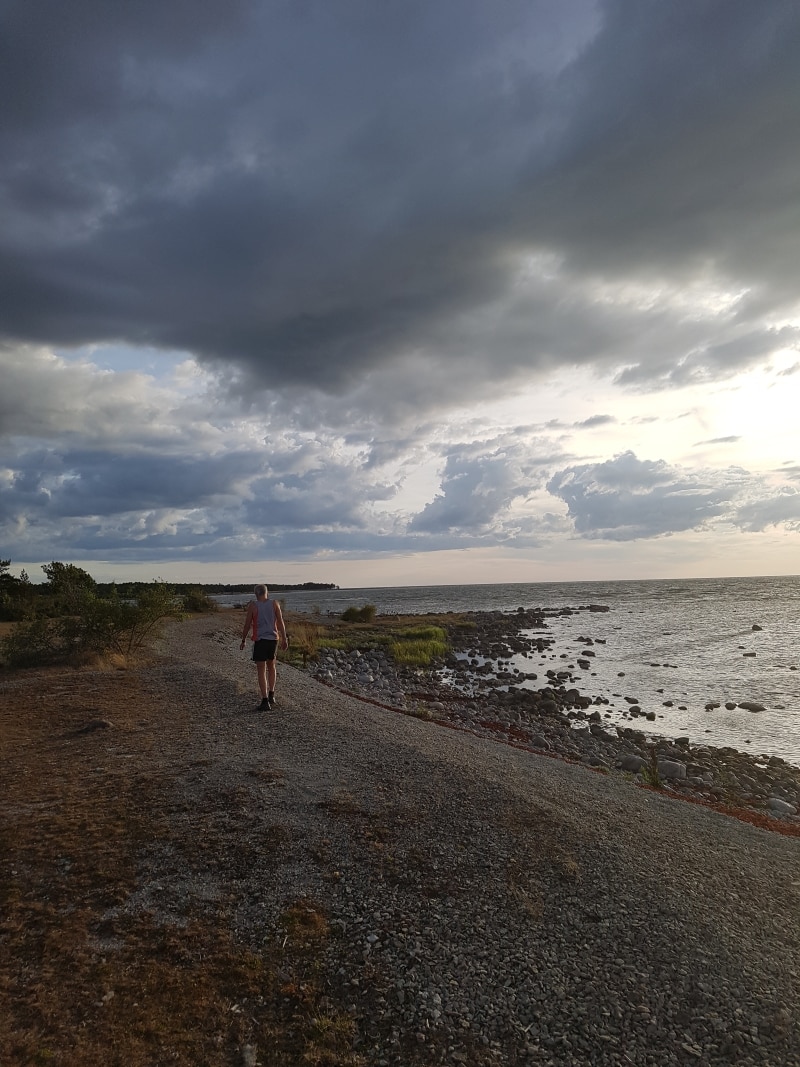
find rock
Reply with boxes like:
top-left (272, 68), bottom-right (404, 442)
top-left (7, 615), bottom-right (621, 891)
top-left (725, 702), bottom-right (737, 710)
top-left (76, 719), bottom-right (114, 734)
top-left (743, 652), bottom-right (757, 658)
top-left (530, 734), bottom-right (551, 750)
top-left (657, 760), bottom-right (687, 780)
top-left (619, 754), bottom-right (646, 773)
top-left (585, 755), bottom-right (609, 768)
top-left (768, 798), bottom-right (798, 816)
top-left (752, 624), bottom-right (763, 631)
top-left (739, 701), bottom-right (766, 713)
top-left (588, 604), bottom-right (610, 612)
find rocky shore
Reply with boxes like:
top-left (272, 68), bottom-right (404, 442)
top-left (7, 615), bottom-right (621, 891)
top-left (312, 606), bottom-right (800, 831)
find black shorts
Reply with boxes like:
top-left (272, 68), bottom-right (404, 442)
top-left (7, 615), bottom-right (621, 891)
top-left (252, 639), bottom-right (278, 662)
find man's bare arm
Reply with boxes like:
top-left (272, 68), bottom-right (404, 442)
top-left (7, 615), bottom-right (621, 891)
top-left (240, 604), bottom-right (255, 646)
top-left (274, 603), bottom-right (289, 649)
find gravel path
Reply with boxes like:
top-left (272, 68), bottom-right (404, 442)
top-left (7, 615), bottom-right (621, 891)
top-left (148, 616), bottom-right (800, 1066)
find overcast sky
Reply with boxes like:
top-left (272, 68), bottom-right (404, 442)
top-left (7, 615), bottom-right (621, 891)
top-left (2, 0), bottom-right (800, 587)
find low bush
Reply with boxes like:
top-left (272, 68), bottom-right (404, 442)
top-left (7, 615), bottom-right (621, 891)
top-left (0, 583), bottom-right (184, 669)
top-left (341, 604), bottom-right (377, 623)
top-left (182, 587), bottom-right (219, 613)
top-left (0, 616), bottom-right (62, 669)
top-left (286, 620), bottom-right (322, 668)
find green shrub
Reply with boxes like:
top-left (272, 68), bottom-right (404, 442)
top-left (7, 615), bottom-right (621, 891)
top-left (341, 604), bottom-right (377, 623)
top-left (182, 587), bottom-right (218, 613)
top-left (0, 582), bottom-right (184, 669)
top-left (0, 560), bottom-right (33, 621)
top-left (0, 616), bottom-right (62, 669)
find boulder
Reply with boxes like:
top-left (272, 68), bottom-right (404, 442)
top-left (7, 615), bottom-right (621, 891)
top-left (657, 760), bottom-right (687, 780)
top-left (619, 754), bottom-right (646, 773)
top-left (739, 701), bottom-right (766, 713)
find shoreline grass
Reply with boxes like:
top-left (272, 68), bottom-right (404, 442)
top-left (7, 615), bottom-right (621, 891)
top-left (290, 610), bottom-right (456, 668)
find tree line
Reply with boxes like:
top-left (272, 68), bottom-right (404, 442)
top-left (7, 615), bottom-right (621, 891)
top-left (0, 560), bottom-right (214, 668)
top-left (0, 562), bottom-right (337, 622)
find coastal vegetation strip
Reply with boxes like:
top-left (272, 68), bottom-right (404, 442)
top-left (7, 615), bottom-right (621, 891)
top-left (283, 608), bottom-right (458, 669)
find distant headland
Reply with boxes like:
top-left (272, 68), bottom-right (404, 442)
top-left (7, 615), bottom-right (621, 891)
top-left (90, 580), bottom-right (339, 597)
top-left (201, 582), bottom-right (338, 593)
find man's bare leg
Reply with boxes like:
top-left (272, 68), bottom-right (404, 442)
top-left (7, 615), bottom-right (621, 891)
top-left (257, 661), bottom-right (269, 699)
top-left (267, 660), bottom-right (277, 703)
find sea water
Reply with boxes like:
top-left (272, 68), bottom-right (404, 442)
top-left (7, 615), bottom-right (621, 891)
top-left (216, 576), bottom-right (800, 762)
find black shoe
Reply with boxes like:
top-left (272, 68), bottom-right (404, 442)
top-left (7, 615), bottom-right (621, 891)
top-left (259, 697), bottom-right (270, 711)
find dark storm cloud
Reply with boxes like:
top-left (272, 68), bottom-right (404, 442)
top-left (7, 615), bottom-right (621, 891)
top-left (242, 464), bottom-right (397, 532)
top-left (2, 0), bottom-right (800, 412)
top-left (0, 447), bottom-right (262, 520)
top-left (5, 2), bottom-right (800, 569)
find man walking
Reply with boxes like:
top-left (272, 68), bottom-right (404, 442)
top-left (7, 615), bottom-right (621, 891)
top-left (240, 584), bottom-right (288, 710)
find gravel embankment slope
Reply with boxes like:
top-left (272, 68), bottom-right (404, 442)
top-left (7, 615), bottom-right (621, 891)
top-left (151, 616), bottom-right (800, 1066)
